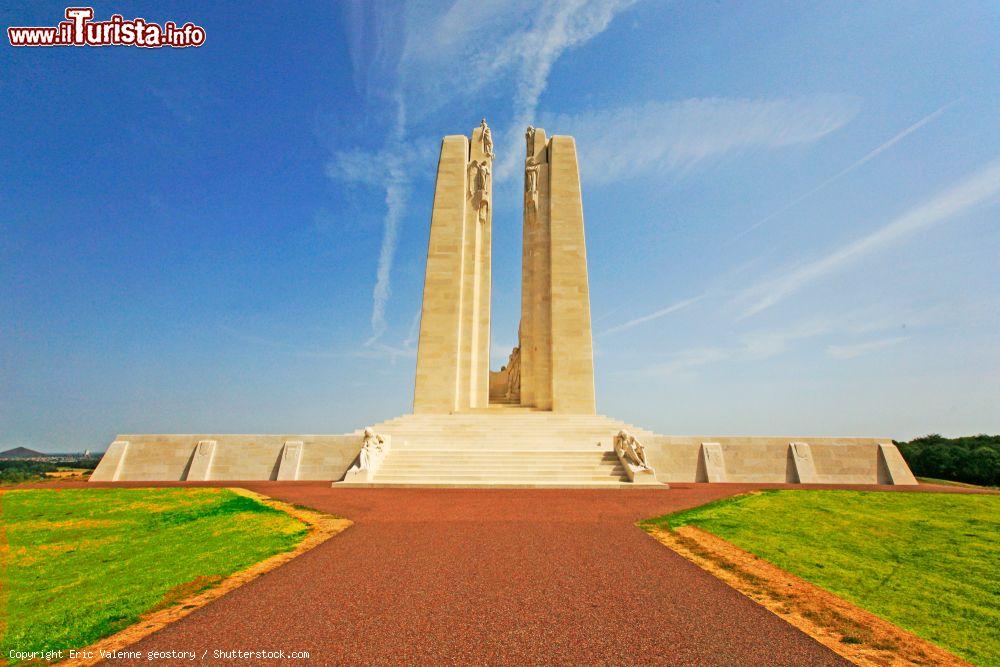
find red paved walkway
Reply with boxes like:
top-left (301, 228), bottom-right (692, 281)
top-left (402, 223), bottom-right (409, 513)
top-left (63, 481), bottom-right (984, 665)
top-left (73, 483), bottom-right (827, 665)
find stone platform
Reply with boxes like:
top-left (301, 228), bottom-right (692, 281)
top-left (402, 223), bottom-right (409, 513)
top-left (339, 408), bottom-right (915, 487)
top-left (341, 409), bottom-right (647, 486)
top-left (91, 408), bottom-right (916, 487)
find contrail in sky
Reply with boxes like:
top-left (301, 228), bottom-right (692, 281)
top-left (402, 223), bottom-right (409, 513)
top-left (733, 99), bottom-right (961, 240)
top-left (738, 157), bottom-right (1000, 318)
top-left (602, 294), bottom-right (705, 335)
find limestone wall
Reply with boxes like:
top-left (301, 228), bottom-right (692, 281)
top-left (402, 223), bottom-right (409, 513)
top-left (519, 130), bottom-right (596, 413)
top-left (414, 122), bottom-right (493, 413)
top-left (810, 444), bottom-right (879, 484)
top-left (521, 128), bottom-right (551, 408)
top-left (488, 367), bottom-right (510, 402)
top-left (413, 135), bottom-right (470, 413)
top-left (91, 436), bottom-right (193, 482)
top-left (547, 136), bottom-right (597, 413)
top-left (90, 434), bottom-right (363, 482)
top-left (643, 436), bottom-right (916, 484)
top-left (297, 436), bottom-right (362, 480)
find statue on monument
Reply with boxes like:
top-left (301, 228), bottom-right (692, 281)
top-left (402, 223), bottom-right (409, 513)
top-left (524, 126), bottom-right (540, 224)
top-left (525, 158), bottom-right (539, 194)
top-left (505, 346), bottom-right (521, 400)
top-left (469, 160), bottom-right (490, 196)
top-left (614, 430), bottom-right (652, 471)
top-left (469, 159), bottom-right (491, 224)
top-left (525, 157), bottom-right (539, 224)
top-left (480, 118), bottom-right (495, 159)
top-left (358, 427), bottom-right (387, 471)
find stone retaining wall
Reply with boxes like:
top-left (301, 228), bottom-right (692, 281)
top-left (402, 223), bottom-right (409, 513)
top-left (90, 434), bottom-right (362, 482)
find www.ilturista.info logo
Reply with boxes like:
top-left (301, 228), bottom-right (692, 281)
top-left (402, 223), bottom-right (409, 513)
top-left (7, 7), bottom-right (205, 48)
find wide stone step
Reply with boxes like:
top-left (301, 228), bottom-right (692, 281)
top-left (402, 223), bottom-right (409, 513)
top-left (377, 473), bottom-right (628, 480)
top-left (367, 422), bottom-right (653, 430)
top-left (339, 481), bottom-right (637, 488)
top-left (379, 465), bottom-right (626, 474)
top-left (384, 455), bottom-right (618, 461)
top-left (373, 473), bottom-right (628, 482)
top-left (382, 453), bottom-right (620, 460)
top-left (381, 420), bottom-right (650, 424)
top-left (348, 413), bottom-right (662, 487)
top-left (375, 430), bottom-right (641, 435)
top-left (388, 445), bottom-right (620, 448)
top-left (382, 459), bottom-right (622, 465)
top-left (373, 425), bottom-right (634, 429)
top-left (382, 447), bottom-right (614, 461)
top-left (386, 450), bottom-right (615, 454)
top-left (365, 429), bottom-right (625, 434)
top-left (382, 437), bottom-right (637, 440)
top-left (380, 433), bottom-right (638, 439)
top-left (365, 416), bottom-right (650, 425)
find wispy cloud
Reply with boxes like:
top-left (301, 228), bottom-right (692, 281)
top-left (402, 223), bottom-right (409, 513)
top-left (827, 336), bottom-right (908, 360)
top-left (402, 308), bottom-right (422, 352)
top-left (602, 294), bottom-right (705, 335)
top-left (541, 95), bottom-right (860, 185)
top-left (218, 324), bottom-right (415, 362)
top-left (396, 1), bottom-right (637, 180)
top-left (491, 0), bottom-right (638, 180)
top-left (654, 346), bottom-right (733, 376)
top-left (146, 84), bottom-right (197, 124)
top-left (334, 0), bottom-right (634, 343)
top-left (646, 310), bottom-right (915, 377)
top-left (640, 319), bottom-right (830, 377)
top-left (737, 158), bottom-right (1000, 319)
top-left (326, 92), bottom-right (413, 345)
top-left (735, 99), bottom-right (960, 239)
top-left (369, 130), bottom-right (408, 343)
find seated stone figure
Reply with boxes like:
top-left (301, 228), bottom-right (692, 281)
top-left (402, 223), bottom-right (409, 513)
top-left (359, 427), bottom-right (386, 471)
top-left (614, 430), bottom-right (651, 471)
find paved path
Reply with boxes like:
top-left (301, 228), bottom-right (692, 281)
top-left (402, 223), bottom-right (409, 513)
top-left (80, 482), bottom-right (870, 666)
top-left (64, 480), bottom-right (986, 665)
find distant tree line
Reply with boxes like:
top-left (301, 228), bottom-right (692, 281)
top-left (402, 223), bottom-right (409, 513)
top-left (0, 460), bottom-right (58, 483)
top-left (895, 434), bottom-right (1000, 487)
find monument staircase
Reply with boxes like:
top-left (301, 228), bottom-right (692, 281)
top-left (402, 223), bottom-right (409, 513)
top-left (348, 408), bottom-right (658, 487)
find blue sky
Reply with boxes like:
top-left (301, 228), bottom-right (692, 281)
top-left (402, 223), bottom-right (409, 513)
top-left (2, 1), bottom-right (998, 452)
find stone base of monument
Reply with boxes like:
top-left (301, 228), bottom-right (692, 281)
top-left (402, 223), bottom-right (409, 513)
top-left (90, 408), bottom-right (917, 486)
top-left (90, 434), bottom-right (364, 482)
top-left (333, 410), bottom-right (649, 487)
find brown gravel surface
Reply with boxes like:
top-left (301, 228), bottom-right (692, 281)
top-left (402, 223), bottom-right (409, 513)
top-left (38, 480), bottom-right (983, 666)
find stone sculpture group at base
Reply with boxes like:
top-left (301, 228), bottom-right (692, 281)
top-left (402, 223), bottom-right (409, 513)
top-left (614, 430), bottom-right (658, 484)
top-left (342, 428), bottom-right (391, 483)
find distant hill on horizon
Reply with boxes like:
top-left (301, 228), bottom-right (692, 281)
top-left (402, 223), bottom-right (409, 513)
top-left (0, 446), bottom-right (49, 459)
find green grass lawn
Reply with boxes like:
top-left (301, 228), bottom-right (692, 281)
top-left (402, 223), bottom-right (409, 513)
top-left (0, 488), bottom-right (308, 663)
top-left (917, 476), bottom-right (998, 489)
top-left (642, 490), bottom-right (1000, 666)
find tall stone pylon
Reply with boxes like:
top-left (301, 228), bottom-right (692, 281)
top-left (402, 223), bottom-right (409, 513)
top-left (413, 120), bottom-right (494, 413)
top-left (519, 127), bottom-right (597, 413)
